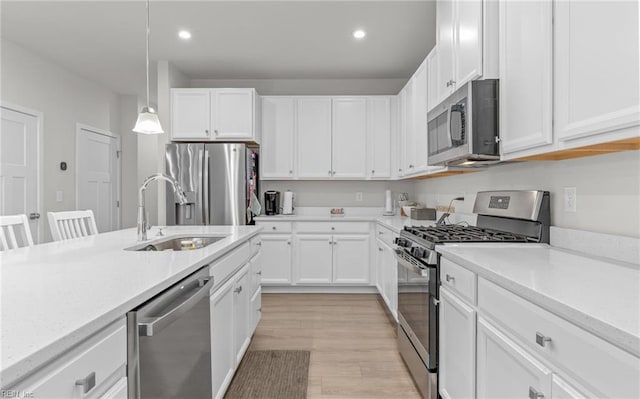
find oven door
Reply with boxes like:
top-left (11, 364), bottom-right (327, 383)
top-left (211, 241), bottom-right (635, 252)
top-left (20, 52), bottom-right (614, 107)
top-left (395, 249), bottom-right (438, 371)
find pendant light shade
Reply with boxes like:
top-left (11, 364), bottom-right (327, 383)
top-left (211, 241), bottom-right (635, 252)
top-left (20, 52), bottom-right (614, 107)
top-left (133, 0), bottom-right (164, 134)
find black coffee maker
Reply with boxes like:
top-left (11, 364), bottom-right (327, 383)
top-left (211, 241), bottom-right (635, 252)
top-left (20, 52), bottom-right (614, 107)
top-left (264, 191), bottom-right (281, 215)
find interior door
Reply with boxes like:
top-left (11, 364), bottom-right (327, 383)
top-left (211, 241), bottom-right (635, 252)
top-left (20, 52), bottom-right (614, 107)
top-left (0, 107), bottom-right (39, 242)
top-left (77, 127), bottom-right (120, 232)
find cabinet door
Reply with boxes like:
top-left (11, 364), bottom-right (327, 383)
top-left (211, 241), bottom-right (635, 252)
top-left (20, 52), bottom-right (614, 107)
top-left (403, 80), bottom-right (417, 173)
top-left (436, 0), bottom-right (455, 101)
top-left (295, 234), bottom-right (333, 284)
top-left (260, 235), bottom-right (292, 284)
top-left (477, 317), bottom-right (552, 399)
top-left (233, 265), bottom-right (251, 365)
top-left (375, 241), bottom-right (385, 295)
top-left (397, 88), bottom-right (407, 177)
top-left (211, 89), bottom-right (254, 140)
top-left (454, 0), bottom-right (483, 87)
top-left (261, 97), bottom-right (295, 178)
top-left (555, 1), bottom-right (639, 141)
top-left (332, 98), bottom-right (367, 178)
top-left (551, 374), bottom-right (595, 399)
top-left (427, 48), bottom-right (440, 112)
top-left (171, 89), bottom-right (211, 140)
top-left (250, 287), bottom-right (262, 335)
top-left (368, 97), bottom-right (392, 178)
top-left (332, 234), bottom-right (370, 284)
top-left (439, 287), bottom-right (476, 399)
top-left (499, 0), bottom-right (553, 155)
top-left (412, 59), bottom-right (429, 173)
top-left (296, 98), bottom-right (333, 178)
top-left (210, 278), bottom-right (236, 399)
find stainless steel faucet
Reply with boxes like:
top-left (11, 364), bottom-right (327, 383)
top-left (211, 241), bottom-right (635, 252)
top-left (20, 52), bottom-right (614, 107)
top-left (138, 173), bottom-right (188, 241)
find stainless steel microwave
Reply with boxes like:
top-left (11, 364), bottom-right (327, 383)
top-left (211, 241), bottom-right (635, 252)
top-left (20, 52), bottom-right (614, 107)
top-left (427, 79), bottom-right (499, 166)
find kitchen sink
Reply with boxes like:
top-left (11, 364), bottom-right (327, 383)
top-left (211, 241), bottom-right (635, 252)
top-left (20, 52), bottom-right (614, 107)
top-left (125, 235), bottom-right (228, 252)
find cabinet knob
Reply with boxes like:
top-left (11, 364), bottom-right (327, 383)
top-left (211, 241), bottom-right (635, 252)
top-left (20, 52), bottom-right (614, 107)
top-left (378, 231), bottom-right (384, 235)
top-left (398, 168), bottom-right (402, 172)
top-left (272, 226), bottom-right (277, 230)
top-left (289, 170), bottom-right (293, 174)
top-left (378, 247), bottom-right (383, 252)
top-left (371, 170), bottom-right (375, 174)
top-left (331, 227), bottom-right (335, 231)
top-left (446, 81), bottom-right (451, 87)
top-left (445, 274), bottom-right (455, 283)
top-left (328, 170), bottom-right (332, 176)
top-left (214, 129), bottom-right (219, 135)
top-left (234, 286), bottom-right (243, 294)
top-left (529, 387), bottom-right (544, 399)
top-left (256, 271), bottom-right (262, 275)
top-left (205, 129), bottom-right (210, 135)
top-left (75, 372), bottom-right (96, 394)
top-left (535, 332), bottom-right (552, 347)
top-left (256, 242), bottom-right (262, 246)
top-left (287, 241), bottom-right (291, 245)
top-left (332, 171), bottom-right (336, 176)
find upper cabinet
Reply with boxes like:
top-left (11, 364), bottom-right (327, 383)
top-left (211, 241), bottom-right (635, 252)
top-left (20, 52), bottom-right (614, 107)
top-left (296, 97), bottom-right (333, 178)
top-left (260, 96), bottom-right (393, 180)
top-left (501, 1), bottom-right (639, 160)
top-left (435, 0), bottom-right (498, 104)
top-left (170, 88), bottom-right (261, 143)
top-left (554, 1), bottom-right (639, 142)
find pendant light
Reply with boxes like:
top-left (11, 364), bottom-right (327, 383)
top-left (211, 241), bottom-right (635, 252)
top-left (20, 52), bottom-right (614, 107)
top-left (133, 0), bottom-right (164, 134)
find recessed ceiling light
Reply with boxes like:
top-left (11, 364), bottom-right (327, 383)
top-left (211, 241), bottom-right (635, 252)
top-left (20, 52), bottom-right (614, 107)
top-left (178, 30), bottom-right (192, 40)
top-left (353, 29), bottom-right (366, 40)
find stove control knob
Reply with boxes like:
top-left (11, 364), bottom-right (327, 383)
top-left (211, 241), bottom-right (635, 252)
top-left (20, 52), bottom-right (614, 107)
top-left (394, 238), bottom-right (411, 248)
top-left (412, 247), bottom-right (426, 258)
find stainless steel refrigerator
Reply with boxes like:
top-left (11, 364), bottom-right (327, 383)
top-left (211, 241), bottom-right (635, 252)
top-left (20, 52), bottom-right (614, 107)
top-left (165, 143), bottom-right (259, 226)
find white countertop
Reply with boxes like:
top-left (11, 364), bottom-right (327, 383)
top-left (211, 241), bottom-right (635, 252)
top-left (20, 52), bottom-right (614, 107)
top-left (437, 244), bottom-right (640, 357)
top-left (0, 225), bottom-right (261, 387)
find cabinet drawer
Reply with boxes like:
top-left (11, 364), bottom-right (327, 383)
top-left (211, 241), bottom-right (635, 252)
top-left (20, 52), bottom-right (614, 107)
top-left (18, 319), bottom-right (126, 399)
top-left (257, 221), bottom-right (292, 233)
top-left (375, 224), bottom-right (397, 246)
top-left (478, 277), bottom-right (640, 398)
top-left (250, 235), bottom-right (262, 257)
top-left (210, 242), bottom-right (250, 288)
top-left (440, 257), bottom-right (477, 305)
top-left (251, 287), bottom-right (262, 332)
top-left (295, 221), bottom-right (370, 234)
top-left (250, 255), bottom-right (262, 295)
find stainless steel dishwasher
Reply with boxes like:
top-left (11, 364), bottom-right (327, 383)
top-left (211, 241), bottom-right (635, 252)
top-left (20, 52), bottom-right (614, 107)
top-left (127, 266), bottom-right (214, 399)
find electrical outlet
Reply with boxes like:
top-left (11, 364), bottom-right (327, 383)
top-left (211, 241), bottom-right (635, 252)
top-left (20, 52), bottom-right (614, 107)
top-left (564, 187), bottom-right (577, 212)
top-left (355, 192), bottom-right (363, 202)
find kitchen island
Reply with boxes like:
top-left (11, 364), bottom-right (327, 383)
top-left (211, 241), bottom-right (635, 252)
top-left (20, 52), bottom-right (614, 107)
top-left (0, 225), bottom-right (261, 393)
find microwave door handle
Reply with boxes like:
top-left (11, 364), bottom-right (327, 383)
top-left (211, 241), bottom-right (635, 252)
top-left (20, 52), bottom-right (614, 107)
top-left (449, 104), bottom-right (465, 146)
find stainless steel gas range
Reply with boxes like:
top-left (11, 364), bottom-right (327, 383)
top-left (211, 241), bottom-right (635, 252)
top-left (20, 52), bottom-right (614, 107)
top-left (394, 190), bottom-right (550, 399)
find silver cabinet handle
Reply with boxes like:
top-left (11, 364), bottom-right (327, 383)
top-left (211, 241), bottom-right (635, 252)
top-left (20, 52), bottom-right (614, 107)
top-left (75, 372), bottom-right (96, 394)
top-left (409, 164), bottom-right (414, 168)
top-left (234, 286), bottom-right (243, 294)
top-left (378, 231), bottom-right (384, 235)
top-left (256, 271), bottom-right (262, 275)
top-left (272, 226), bottom-right (277, 230)
top-left (287, 241), bottom-right (291, 245)
top-left (29, 212), bottom-right (41, 220)
top-left (289, 170), bottom-right (293, 174)
top-left (214, 129), bottom-right (219, 135)
top-left (328, 170), bottom-right (332, 176)
top-left (332, 171), bottom-right (336, 176)
top-left (446, 81), bottom-right (451, 87)
top-left (529, 387), bottom-right (544, 399)
top-left (205, 129), bottom-right (210, 135)
top-left (535, 332), bottom-right (552, 347)
top-left (331, 227), bottom-right (335, 230)
top-left (378, 247), bottom-right (383, 252)
top-left (445, 274), bottom-right (455, 283)
top-left (371, 170), bottom-right (375, 174)
top-left (398, 168), bottom-right (402, 172)
top-left (256, 242), bottom-right (262, 246)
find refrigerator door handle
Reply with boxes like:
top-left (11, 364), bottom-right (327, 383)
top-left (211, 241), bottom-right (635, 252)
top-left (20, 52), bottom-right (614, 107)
top-left (203, 150), bottom-right (210, 225)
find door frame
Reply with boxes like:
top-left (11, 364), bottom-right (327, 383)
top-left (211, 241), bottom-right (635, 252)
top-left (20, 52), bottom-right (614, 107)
top-left (0, 102), bottom-right (44, 243)
top-left (75, 123), bottom-right (122, 230)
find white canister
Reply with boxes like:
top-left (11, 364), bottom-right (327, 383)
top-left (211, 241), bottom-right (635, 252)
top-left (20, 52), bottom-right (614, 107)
top-left (283, 191), bottom-right (295, 215)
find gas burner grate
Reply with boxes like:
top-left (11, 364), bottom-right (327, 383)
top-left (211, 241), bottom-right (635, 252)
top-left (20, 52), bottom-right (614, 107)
top-left (402, 225), bottom-right (530, 244)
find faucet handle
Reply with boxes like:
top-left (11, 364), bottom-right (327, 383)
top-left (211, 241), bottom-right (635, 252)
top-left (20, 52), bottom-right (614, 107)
top-left (156, 227), bottom-right (166, 237)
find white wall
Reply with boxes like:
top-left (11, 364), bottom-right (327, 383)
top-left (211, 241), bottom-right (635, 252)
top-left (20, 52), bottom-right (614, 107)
top-left (413, 151), bottom-right (640, 238)
top-left (1, 39), bottom-right (127, 241)
top-left (118, 95), bottom-right (139, 228)
top-left (261, 180), bottom-right (414, 209)
top-left (189, 78), bottom-right (406, 95)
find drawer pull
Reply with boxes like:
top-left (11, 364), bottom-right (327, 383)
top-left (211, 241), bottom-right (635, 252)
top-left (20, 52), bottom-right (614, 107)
top-left (445, 274), bottom-right (455, 283)
top-left (256, 242), bottom-right (262, 246)
top-left (272, 226), bottom-right (276, 230)
top-left (535, 332), bottom-right (552, 347)
top-left (378, 247), bottom-right (383, 252)
top-left (256, 271), bottom-right (262, 275)
top-left (234, 286), bottom-right (243, 294)
top-left (378, 231), bottom-right (384, 235)
top-left (529, 387), bottom-right (544, 399)
top-left (75, 372), bottom-right (96, 394)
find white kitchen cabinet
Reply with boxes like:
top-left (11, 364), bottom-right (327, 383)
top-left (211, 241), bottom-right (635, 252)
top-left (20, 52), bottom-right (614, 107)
top-left (554, 1), bottom-right (639, 142)
top-left (295, 234), bottom-right (333, 284)
top-left (260, 234), bottom-right (292, 284)
top-left (499, 0), bottom-right (553, 155)
top-left (436, 0), bottom-right (456, 102)
top-left (375, 242), bottom-right (385, 294)
top-left (250, 287), bottom-right (262, 333)
top-left (367, 97), bottom-right (392, 179)
top-left (426, 48), bottom-right (440, 113)
top-left (412, 59), bottom-right (429, 173)
top-left (476, 316), bottom-right (552, 399)
top-left (211, 89), bottom-right (257, 140)
top-left (333, 234), bottom-right (370, 284)
top-left (170, 88), bottom-right (260, 142)
top-left (551, 374), bottom-right (595, 399)
top-left (332, 98), bottom-right (368, 178)
top-left (375, 237), bottom-right (398, 320)
top-left (453, 0), bottom-right (484, 87)
top-left (402, 80), bottom-right (417, 174)
top-left (171, 89), bottom-right (211, 140)
top-left (439, 287), bottom-right (476, 399)
top-left (296, 98), bottom-right (333, 178)
top-left (233, 264), bottom-right (251, 365)
top-left (261, 97), bottom-right (295, 179)
top-left (396, 87), bottom-right (407, 177)
top-left (210, 277), bottom-right (236, 399)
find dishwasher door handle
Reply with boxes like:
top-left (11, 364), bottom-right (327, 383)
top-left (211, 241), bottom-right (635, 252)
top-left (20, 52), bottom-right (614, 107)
top-left (138, 276), bottom-right (214, 337)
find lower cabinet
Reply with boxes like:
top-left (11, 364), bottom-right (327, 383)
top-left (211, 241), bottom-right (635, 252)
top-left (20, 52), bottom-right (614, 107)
top-left (295, 234), bottom-right (334, 284)
top-left (375, 238), bottom-right (398, 320)
top-left (210, 277), bottom-right (236, 399)
top-left (439, 287), bottom-right (476, 399)
top-left (476, 317), bottom-right (552, 399)
top-left (332, 235), bottom-right (370, 284)
top-left (233, 264), bottom-right (251, 365)
top-left (260, 234), bottom-right (292, 284)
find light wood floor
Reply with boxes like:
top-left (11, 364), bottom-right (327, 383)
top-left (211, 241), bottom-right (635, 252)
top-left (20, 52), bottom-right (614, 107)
top-left (249, 293), bottom-right (422, 399)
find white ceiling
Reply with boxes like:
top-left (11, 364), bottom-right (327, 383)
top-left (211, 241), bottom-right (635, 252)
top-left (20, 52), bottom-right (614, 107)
top-left (1, 1), bottom-right (436, 96)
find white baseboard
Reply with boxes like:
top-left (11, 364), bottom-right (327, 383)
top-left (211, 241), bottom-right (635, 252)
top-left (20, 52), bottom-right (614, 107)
top-left (261, 285), bottom-right (379, 294)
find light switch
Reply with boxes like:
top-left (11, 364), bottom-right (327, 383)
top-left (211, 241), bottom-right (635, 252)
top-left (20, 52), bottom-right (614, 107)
top-left (56, 191), bottom-right (63, 202)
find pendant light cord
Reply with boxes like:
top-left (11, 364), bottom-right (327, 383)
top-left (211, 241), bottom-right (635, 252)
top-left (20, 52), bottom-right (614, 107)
top-left (145, 0), bottom-right (150, 109)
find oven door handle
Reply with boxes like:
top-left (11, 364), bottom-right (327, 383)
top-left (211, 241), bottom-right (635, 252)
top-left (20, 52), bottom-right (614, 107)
top-left (394, 249), bottom-right (430, 278)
